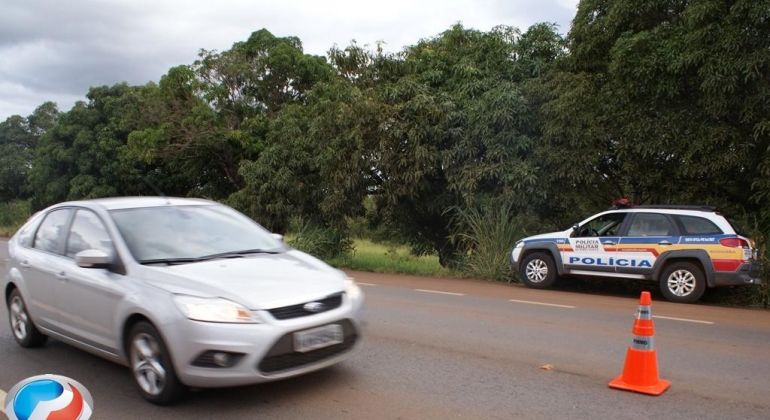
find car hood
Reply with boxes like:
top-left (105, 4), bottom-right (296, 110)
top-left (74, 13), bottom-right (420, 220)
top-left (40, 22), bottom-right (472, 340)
top-left (522, 230), bottom-right (570, 242)
top-left (141, 250), bottom-right (345, 310)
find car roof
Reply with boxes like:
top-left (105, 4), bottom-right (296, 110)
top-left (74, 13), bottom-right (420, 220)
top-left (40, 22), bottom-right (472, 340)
top-left (52, 196), bottom-right (218, 211)
top-left (604, 208), bottom-right (724, 218)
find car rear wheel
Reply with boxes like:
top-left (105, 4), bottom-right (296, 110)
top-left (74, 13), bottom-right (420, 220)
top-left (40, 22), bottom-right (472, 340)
top-left (7, 289), bottom-right (48, 348)
top-left (519, 252), bottom-right (557, 289)
top-left (659, 262), bottom-right (706, 303)
top-left (128, 321), bottom-right (186, 405)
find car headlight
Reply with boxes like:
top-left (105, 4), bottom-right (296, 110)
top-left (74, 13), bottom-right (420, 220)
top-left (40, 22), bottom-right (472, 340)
top-left (345, 278), bottom-right (362, 300)
top-left (514, 241), bottom-right (524, 249)
top-left (172, 295), bottom-right (261, 324)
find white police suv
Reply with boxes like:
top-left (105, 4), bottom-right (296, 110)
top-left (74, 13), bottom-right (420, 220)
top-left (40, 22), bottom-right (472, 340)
top-left (509, 203), bottom-right (762, 303)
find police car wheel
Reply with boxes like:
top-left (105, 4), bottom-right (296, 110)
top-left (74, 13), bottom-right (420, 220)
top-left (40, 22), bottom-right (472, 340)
top-left (659, 262), bottom-right (706, 304)
top-left (520, 252), bottom-right (557, 289)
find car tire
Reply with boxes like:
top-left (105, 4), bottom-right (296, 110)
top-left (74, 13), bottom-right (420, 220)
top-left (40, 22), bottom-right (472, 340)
top-left (128, 321), bottom-right (187, 405)
top-left (7, 288), bottom-right (48, 348)
top-left (659, 262), bottom-right (706, 303)
top-left (519, 252), bottom-right (558, 289)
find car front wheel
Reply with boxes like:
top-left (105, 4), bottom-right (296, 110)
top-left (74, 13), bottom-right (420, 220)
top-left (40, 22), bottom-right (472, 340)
top-left (128, 321), bottom-right (186, 405)
top-left (659, 262), bottom-right (706, 303)
top-left (7, 288), bottom-right (48, 348)
top-left (519, 252), bottom-right (558, 289)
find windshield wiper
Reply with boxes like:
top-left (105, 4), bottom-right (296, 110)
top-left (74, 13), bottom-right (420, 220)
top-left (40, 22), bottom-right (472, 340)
top-left (197, 249), bottom-right (281, 260)
top-left (139, 249), bottom-right (282, 266)
top-left (139, 257), bottom-right (205, 266)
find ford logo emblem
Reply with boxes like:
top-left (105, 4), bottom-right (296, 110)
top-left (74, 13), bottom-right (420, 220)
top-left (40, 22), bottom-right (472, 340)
top-left (303, 302), bottom-right (325, 313)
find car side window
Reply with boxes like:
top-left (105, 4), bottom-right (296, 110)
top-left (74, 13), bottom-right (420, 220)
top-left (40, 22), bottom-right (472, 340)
top-left (33, 209), bottom-right (74, 254)
top-left (16, 213), bottom-right (44, 248)
top-left (626, 213), bottom-right (674, 237)
top-left (577, 213), bottom-right (627, 237)
top-left (677, 216), bottom-right (723, 235)
top-left (65, 209), bottom-right (115, 259)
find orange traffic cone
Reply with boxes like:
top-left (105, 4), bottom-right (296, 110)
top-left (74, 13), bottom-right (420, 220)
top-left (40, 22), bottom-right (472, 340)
top-left (608, 291), bottom-right (671, 395)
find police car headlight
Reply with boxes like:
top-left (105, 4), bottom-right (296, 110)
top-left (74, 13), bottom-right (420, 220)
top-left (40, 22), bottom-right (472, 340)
top-left (514, 241), bottom-right (524, 249)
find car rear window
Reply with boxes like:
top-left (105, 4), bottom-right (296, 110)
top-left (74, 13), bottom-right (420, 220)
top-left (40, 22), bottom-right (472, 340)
top-left (726, 217), bottom-right (750, 237)
top-left (677, 216), bottom-right (723, 236)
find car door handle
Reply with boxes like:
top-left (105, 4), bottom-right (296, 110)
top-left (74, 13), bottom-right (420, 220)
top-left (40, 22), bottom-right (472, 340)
top-left (602, 240), bottom-right (616, 245)
top-left (19, 261), bottom-right (30, 269)
top-left (658, 240), bottom-right (673, 246)
top-left (55, 272), bottom-right (68, 282)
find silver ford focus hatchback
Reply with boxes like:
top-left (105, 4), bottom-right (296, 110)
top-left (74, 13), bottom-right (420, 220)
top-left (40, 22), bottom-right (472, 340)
top-left (2, 197), bottom-right (365, 404)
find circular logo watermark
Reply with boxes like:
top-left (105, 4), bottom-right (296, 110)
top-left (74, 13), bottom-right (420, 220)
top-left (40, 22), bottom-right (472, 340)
top-left (4, 374), bottom-right (93, 420)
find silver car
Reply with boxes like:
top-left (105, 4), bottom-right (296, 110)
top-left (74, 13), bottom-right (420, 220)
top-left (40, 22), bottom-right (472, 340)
top-left (2, 197), bottom-right (365, 404)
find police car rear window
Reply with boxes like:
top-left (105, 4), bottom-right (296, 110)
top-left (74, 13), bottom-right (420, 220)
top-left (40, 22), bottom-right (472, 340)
top-left (677, 216), bottom-right (722, 235)
top-left (726, 218), bottom-right (750, 237)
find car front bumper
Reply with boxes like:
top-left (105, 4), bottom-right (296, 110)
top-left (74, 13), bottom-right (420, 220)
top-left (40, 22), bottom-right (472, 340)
top-left (509, 247), bottom-right (522, 272)
top-left (161, 294), bottom-right (365, 388)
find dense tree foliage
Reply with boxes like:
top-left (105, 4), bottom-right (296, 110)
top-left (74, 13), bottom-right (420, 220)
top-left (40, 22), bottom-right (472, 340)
top-left (3, 0), bottom-right (768, 283)
top-left (537, 0), bottom-right (769, 218)
top-left (0, 102), bottom-right (59, 202)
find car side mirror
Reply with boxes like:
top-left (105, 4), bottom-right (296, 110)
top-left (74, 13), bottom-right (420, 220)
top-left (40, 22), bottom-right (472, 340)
top-left (271, 233), bottom-right (284, 242)
top-left (75, 249), bottom-right (112, 268)
top-left (571, 223), bottom-right (580, 236)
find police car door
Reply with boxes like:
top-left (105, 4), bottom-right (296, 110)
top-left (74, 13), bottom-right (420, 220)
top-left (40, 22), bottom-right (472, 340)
top-left (564, 212), bottom-right (627, 275)
top-left (615, 213), bottom-right (678, 277)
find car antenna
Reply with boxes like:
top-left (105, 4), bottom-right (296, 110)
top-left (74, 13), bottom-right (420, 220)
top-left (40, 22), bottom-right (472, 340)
top-left (142, 176), bottom-right (171, 205)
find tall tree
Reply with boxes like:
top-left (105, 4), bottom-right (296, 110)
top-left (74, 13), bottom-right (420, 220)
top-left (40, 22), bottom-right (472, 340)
top-left (368, 24), bottom-right (565, 265)
top-left (127, 28), bottom-right (334, 199)
top-left (0, 102), bottom-right (59, 202)
top-left (27, 84), bottom-right (185, 209)
top-left (537, 0), bottom-right (769, 221)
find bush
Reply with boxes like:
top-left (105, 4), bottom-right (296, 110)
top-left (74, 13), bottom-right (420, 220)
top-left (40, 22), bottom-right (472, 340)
top-left (719, 213), bottom-right (770, 308)
top-left (448, 201), bottom-right (539, 282)
top-left (0, 199), bottom-right (32, 236)
top-left (287, 216), bottom-right (353, 260)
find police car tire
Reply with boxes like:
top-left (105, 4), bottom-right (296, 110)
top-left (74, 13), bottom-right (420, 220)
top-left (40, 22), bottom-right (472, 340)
top-left (7, 288), bottom-right (48, 348)
top-left (520, 252), bottom-right (557, 289)
top-left (659, 262), bottom-right (707, 304)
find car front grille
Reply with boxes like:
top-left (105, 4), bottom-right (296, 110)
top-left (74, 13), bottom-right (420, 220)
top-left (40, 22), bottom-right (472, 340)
top-left (257, 319), bottom-right (358, 375)
top-left (267, 293), bottom-right (343, 320)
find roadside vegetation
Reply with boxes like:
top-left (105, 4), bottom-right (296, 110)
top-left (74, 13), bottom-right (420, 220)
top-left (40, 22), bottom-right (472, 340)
top-left (1, 0), bottom-right (768, 308)
top-left (0, 199), bottom-right (31, 238)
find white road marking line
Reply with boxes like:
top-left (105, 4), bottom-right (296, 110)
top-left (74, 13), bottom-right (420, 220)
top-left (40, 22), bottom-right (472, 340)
top-left (653, 315), bottom-right (714, 325)
top-left (415, 289), bottom-right (465, 296)
top-left (0, 389), bottom-right (6, 413)
top-left (357, 282), bottom-right (377, 286)
top-left (509, 299), bottom-right (576, 309)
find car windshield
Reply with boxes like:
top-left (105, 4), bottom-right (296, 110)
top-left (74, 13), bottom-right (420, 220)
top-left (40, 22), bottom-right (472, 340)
top-left (109, 204), bottom-right (285, 263)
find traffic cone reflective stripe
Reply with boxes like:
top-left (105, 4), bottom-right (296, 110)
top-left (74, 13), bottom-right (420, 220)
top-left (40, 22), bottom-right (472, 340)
top-left (608, 291), bottom-right (671, 395)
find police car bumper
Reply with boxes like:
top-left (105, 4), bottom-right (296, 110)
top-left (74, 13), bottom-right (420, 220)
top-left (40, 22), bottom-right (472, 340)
top-left (713, 260), bottom-right (763, 287)
top-left (509, 248), bottom-right (522, 272)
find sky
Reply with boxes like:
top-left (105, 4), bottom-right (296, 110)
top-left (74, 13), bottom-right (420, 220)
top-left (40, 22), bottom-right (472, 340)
top-left (0, 0), bottom-right (580, 120)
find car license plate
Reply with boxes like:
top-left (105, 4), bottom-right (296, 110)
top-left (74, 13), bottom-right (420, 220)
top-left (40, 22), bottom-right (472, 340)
top-left (293, 324), bottom-right (344, 353)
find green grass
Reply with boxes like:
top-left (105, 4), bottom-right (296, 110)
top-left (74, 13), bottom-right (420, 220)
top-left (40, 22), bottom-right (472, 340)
top-left (0, 223), bottom-right (21, 238)
top-left (325, 238), bottom-right (451, 277)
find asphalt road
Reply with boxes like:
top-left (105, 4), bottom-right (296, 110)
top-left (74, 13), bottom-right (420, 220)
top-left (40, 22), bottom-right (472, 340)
top-left (2, 241), bottom-right (770, 419)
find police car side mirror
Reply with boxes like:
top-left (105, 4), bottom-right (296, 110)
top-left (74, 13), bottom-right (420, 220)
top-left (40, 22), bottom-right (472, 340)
top-left (572, 223), bottom-right (580, 232)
